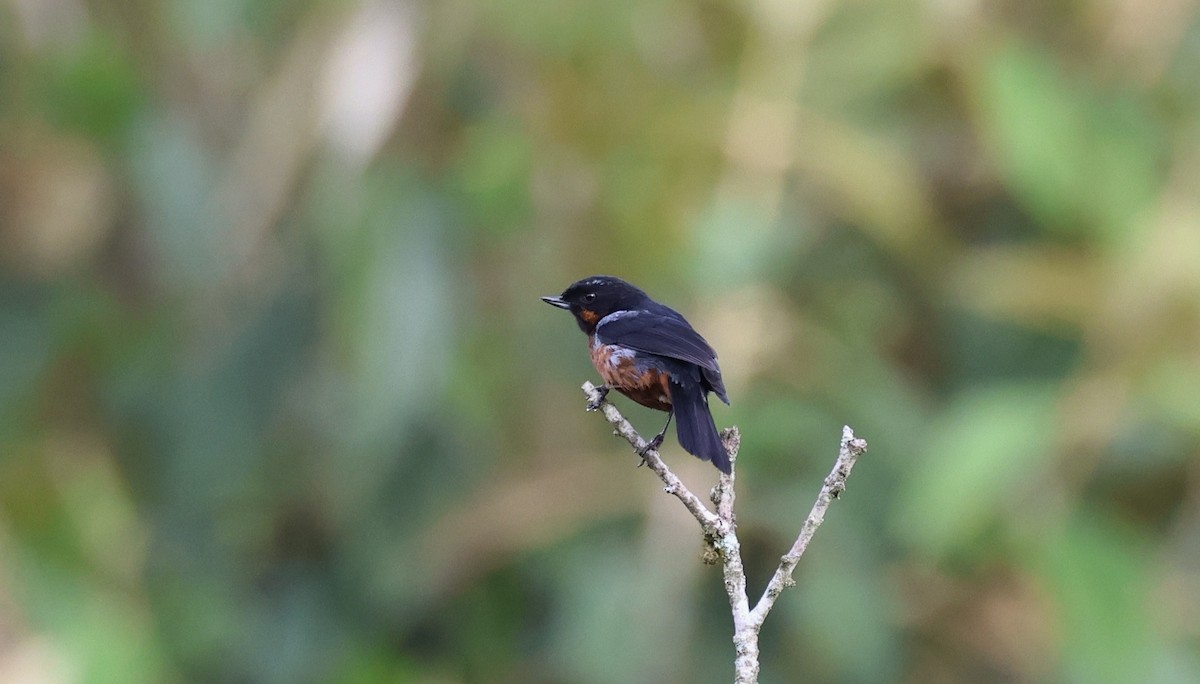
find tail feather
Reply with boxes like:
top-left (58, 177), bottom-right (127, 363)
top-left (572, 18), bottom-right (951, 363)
top-left (671, 380), bottom-right (730, 474)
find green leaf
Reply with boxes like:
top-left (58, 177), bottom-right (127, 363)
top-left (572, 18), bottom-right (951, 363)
top-left (980, 42), bottom-right (1160, 243)
top-left (1036, 515), bottom-right (1153, 683)
top-left (895, 383), bottom-right (1057, 555)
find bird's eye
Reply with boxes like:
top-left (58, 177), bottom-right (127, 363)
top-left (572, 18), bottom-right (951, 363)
top-left (583, 293), bottom-right (597, 303)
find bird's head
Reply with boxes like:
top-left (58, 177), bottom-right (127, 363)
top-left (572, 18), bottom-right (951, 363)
top-left (542, 275), bottom-right (648, 333)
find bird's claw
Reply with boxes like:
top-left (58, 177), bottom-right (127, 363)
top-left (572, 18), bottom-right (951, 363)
top-left (586, 385), bottom-right (610, 411)
top-left (636, 434), bottom-right (664, 458)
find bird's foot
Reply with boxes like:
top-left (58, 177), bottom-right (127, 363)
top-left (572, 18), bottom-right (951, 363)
top-left (636, 433), bottom-right (665, 460)
top-left (586, 384), bottom-right (610, 411)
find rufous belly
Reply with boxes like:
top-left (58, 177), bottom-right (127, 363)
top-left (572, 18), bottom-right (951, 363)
top-left (589, 339), bottom-right (672, 411)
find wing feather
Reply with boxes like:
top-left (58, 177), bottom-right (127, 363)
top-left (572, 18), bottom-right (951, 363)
top-left (595, 310), bottom-right (718, 371)
top-left (596, 309), bottom-right (729, 404)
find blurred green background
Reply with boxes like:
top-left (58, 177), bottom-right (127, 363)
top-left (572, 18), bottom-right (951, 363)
top-left (2, 0), bottom-right (1199, 682)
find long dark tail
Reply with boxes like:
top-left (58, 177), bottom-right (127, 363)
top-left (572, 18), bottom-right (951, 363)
top-left (671, 379), bottom-right (730, 474)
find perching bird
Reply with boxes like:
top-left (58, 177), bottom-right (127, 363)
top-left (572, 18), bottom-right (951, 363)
top-left (542, 275), bottom-right (730, 474)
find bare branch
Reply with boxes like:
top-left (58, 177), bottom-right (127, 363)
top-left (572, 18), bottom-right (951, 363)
top-left (749, 426), bottom-right (868, 625)
top-left (578, 382), bottom-right (867, 684)
top-left (712, 427), bottom-right (740, 525)
top-left (581, 381), bottom-right (724, 533)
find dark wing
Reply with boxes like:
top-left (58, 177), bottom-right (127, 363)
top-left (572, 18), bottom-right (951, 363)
top-left (596, 309), bottom-right (729, 403)
top-left (596, 310), bottom-right (716, 369)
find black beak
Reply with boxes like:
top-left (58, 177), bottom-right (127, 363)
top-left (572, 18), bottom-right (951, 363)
top-left (541, 295), bottom-right (570, 310)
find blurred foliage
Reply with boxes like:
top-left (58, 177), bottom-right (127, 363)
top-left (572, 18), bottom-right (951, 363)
top-left (1, 0), bottom-right (1199, 682)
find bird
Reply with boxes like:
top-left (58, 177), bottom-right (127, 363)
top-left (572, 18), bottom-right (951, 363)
top-left (542, 275), bottom-right (731, 474)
